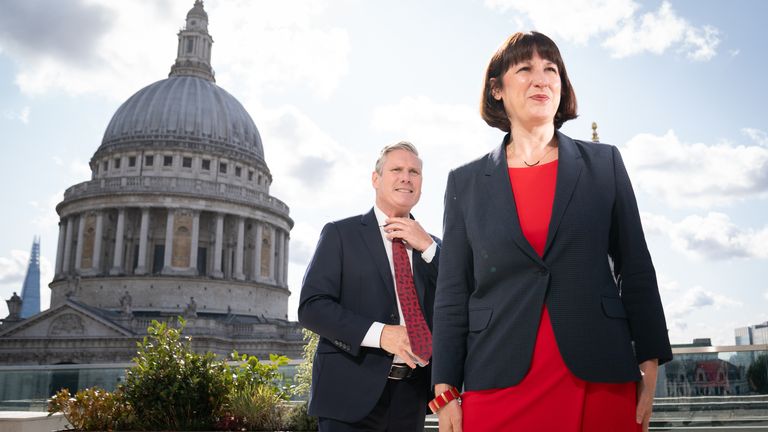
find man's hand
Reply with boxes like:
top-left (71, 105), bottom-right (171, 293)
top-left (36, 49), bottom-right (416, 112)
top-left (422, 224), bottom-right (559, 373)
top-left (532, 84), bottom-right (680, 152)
top-left (636, 359), bottom-right (658, 432)
top-left (384, 217), bottom-right (433, 252)
top-left (380, 324), bottom-right (427, 368)
top-left (435, 383), bottom-right (462, 432)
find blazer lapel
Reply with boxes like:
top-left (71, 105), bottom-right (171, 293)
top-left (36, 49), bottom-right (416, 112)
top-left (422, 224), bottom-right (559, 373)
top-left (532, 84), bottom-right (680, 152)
top-left (543, 130), bottom-right (583, 257)
top-left (484, 134), bottom-right (545, 266)
top-left (359, 209), bottom-right (396, 301)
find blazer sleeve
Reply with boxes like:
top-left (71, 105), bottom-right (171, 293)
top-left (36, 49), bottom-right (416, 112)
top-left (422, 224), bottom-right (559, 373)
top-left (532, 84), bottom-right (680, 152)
top-left (432, 170), bottom-right (473, 388)
top-left (298, 222), bottom-right (374, 356)
top-left (608, 145), bottom-right (673, 365)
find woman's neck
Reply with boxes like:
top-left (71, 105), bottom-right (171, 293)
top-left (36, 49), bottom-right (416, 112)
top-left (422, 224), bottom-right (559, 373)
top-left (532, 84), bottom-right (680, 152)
top-left (508, 124), bottom-right (556, 160)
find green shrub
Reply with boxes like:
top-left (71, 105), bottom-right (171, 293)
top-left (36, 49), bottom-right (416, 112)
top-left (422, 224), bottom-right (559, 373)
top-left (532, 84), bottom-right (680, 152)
top-left (748, 354), bottom-right (768, 394)
top-left (48, 387), bottom-right (136, 431)
top-left (123, 317), bottom-right (229, 430)
top-left (292, 329), bottom-right (318, 399)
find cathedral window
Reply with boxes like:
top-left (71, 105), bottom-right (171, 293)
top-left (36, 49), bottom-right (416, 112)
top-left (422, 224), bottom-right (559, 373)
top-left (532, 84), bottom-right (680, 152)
top-left (248, 170), bottom-right (254, 181)
top-left (163, 155), bottom-right (173, 167)
top-left (202, 159), bottom-right (211, 170)
top-left (114, 158), bottom-right (121, 169)
top-left (219, 162), bottom-right (228, 174)
top-left (145, 155), bottom-right (154, 166)
top-left (103, 161), bottom-right (109, 172)
top-left (183, 157), bottom-right (193, 168)
top-left (235, 166), bottom-right (242, 177)
top-left (128, 156), bottom-right (136, 167)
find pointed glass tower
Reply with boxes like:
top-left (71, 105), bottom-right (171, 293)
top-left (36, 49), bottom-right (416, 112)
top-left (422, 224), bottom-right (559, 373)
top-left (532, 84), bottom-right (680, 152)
top-left (19, 237), bottom-right (41, 318)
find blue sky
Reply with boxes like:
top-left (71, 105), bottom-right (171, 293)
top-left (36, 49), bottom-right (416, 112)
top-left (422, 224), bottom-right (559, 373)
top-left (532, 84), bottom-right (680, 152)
top-left (0, 0), bottom-right (765, 345)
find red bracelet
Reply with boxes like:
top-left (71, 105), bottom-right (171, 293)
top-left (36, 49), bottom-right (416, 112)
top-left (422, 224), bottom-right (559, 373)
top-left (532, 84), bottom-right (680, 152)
top-left (429, 386), bottom-right (461, 413)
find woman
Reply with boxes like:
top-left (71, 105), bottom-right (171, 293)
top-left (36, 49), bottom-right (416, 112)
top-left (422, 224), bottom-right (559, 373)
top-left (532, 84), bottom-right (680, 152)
top-left (430, 31), bottom-right (672, 432)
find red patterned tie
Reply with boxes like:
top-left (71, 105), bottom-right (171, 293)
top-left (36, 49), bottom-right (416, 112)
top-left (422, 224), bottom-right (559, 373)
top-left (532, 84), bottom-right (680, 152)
top-left (392, 239), bottom-right (432, 362)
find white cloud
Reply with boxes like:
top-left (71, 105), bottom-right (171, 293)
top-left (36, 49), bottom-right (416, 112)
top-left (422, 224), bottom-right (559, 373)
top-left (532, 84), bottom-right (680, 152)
top-left (485, 0), bottom-right (720, 61)
top-left (620, 130), bottom-right (768, 208)
top-left (2, 106), bottom-right (30, 124)
top-left (0, 250), bottom-right (54, 319)
top-left (371, 96), bottom-right (497, 172)
top-left (603, 2), bottom-right (719, 60)
top-left (484, 0), bottom-right (637, 45)
top-left (642, 211), bottom-right (768, 260)
top-left (0, 250), bottom-right (28, 285)
top-left (743, 127), bottom-right (768, 147)
top-left (4, 1), bottom-right (349, 101)
top-left (657, 277), bottom-right (742, 344)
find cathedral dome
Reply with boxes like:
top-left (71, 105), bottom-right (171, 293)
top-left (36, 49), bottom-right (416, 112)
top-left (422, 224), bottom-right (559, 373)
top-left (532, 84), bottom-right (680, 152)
top-left (99, 76), bottom-right (264, 160)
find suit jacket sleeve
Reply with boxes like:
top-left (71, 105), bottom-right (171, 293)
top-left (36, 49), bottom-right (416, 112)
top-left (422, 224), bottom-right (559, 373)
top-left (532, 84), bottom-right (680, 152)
top-left (431, 170), bottom-right (473, 388)
top-left (298, 222), bottom-right (374, 356)
top-left (609, 145), bottom-right (673, 365)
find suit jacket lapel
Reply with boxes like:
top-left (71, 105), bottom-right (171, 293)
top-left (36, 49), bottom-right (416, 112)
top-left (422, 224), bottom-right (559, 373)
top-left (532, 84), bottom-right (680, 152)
top-left (543, 130), bottom-right (583, 257)
top-left (359, 209), bottom-right (396, 301)
top-left (484, 134), bottom-right (545, 266)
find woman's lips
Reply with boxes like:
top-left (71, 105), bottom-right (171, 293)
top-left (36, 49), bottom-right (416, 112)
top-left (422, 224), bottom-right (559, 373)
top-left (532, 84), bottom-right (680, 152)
top-left (531, 94), bottom-right (549, 102)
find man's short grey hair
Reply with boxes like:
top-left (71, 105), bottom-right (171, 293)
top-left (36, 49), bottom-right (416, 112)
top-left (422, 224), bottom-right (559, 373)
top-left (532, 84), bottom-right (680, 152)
top-left (374, 141), bottom-right (420, 175)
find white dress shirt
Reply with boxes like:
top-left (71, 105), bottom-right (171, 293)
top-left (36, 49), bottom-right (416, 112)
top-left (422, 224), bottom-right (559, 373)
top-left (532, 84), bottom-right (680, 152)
top-left (360, 205), bottom-right (436, 363)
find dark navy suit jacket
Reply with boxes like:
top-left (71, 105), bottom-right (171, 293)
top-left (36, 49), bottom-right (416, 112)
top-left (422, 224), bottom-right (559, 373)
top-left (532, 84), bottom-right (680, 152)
top-left (432, 131), bottom-right (672, 392)
top-left (298, 209), bottom-right (440, 422)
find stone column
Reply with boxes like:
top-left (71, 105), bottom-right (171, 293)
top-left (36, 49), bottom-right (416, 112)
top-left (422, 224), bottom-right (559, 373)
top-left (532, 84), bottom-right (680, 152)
top-left (92, 211), bottom-right (104, 272)
top-left (274, 230), bottom-right (283, 284)
top-left (62, 217), bottom-right (75, 274)
top-left (251, 222), bottom-right (262, 281)
top-left (282, 231), bottom-right (290, 286)
top-left (162, 209), bottom-right (175, 273)
top-left (110, 208), bottom-right (126, 275)
top-left (74, 214), bottom-right (86, 272)
top-left (212, 213), bottom-right (224, 278)
top-left (190, 211), bottom-right (200, 274)
top-left (134, 208), bottom-right (150, 275)
top-left (268, 227), bottom-right (276, 281)
top-left (234, 216), bottom-right (245, 280)
top-left (55, 219), bottom-right (66, 276)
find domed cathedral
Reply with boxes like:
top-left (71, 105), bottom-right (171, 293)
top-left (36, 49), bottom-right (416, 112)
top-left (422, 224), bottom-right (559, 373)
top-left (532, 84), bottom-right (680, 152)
top-left (0, 1), bottom-right (303, 364)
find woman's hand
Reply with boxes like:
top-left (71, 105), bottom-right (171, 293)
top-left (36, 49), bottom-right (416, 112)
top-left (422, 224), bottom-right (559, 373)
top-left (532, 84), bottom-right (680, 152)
top-left (435, 384), bottom-right (463, 432)
top-left (636, 359), bottom-right (659, 432)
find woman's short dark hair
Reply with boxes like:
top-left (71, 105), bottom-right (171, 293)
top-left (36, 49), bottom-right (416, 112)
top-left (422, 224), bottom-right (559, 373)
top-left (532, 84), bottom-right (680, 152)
top-left (480, 31), bottom-right (578, 132)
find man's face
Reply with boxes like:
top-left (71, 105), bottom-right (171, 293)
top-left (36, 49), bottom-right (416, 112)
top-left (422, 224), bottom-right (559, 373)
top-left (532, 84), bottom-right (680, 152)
top-left (372, 149), bottom-right (423, 217)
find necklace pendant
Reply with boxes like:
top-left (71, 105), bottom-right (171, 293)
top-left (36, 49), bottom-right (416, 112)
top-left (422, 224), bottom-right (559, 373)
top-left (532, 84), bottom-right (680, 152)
top-left (523, 160), bottom-right (541, 167)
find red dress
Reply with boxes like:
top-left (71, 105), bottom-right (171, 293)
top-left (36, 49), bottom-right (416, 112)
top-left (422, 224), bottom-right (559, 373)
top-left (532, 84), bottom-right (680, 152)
top-left (461, 160), bottom-right (641, 432)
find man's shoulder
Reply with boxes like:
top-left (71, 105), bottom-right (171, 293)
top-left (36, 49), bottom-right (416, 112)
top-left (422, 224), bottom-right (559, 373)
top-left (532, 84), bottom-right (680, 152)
top-left (323, 211), bottom-right (370, 232)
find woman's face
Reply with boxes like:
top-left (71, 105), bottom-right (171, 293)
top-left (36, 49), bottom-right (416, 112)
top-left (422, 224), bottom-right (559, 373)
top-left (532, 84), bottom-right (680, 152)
top-left (493, 51), bottom-right (562, 129)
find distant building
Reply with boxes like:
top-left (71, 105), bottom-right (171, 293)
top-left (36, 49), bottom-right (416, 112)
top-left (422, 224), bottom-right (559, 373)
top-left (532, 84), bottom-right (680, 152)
top-left (19, 237), bottom-right (41, 318)
top-left (735, 322), bottom-right (768, 345)
top-left (0, 1), bottom-right (302, 365)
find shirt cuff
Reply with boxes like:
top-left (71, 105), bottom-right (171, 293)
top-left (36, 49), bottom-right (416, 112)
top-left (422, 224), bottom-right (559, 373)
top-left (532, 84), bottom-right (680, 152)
top-left (361, 321), bottom-right (385, 348)
top-left (421, 240), bottom-right (437, 263)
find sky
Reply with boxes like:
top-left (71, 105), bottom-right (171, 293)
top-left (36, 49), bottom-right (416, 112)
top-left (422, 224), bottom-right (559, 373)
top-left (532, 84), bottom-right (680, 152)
top-left (0, 0), bottom-right (766, 346)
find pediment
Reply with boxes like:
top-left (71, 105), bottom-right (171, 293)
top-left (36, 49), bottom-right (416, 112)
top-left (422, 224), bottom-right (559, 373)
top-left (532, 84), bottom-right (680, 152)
top-left (0, 302), bottom-right (133, 338)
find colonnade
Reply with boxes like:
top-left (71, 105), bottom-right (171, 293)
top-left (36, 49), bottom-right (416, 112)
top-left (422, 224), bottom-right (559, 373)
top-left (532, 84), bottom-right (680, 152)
top-left (54, 207), bottom-right (289, 286)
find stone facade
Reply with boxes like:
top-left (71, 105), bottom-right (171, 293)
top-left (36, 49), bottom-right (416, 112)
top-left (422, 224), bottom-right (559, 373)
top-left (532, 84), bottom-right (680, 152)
top-left (0, 0), bottom-right (303, 364)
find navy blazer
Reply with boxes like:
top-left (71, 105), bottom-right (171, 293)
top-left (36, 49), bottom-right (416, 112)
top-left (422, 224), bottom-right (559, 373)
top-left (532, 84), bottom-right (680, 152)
top-left (298, 209), bottom-right (440, 422)
top-left (432, 131), bottom-right (672, 392)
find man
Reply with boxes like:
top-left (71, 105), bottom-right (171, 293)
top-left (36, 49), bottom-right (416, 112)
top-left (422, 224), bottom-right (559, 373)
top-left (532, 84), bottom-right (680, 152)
top-left (299, 141), bottom-right (440, 431)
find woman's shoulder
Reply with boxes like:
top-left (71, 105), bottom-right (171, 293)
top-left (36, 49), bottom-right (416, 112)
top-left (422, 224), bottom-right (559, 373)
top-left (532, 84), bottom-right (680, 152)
top-left (449, 146), bottom-right (498, 178)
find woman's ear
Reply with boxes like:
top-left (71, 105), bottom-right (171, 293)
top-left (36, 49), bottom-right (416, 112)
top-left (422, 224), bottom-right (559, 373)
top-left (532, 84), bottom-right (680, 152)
top-left (489, 78), bottom-right (502, 101)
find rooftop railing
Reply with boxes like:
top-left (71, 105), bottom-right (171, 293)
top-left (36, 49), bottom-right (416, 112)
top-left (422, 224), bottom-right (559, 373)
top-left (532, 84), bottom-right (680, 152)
top-left (1, 344), bottom-right (767, 430)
